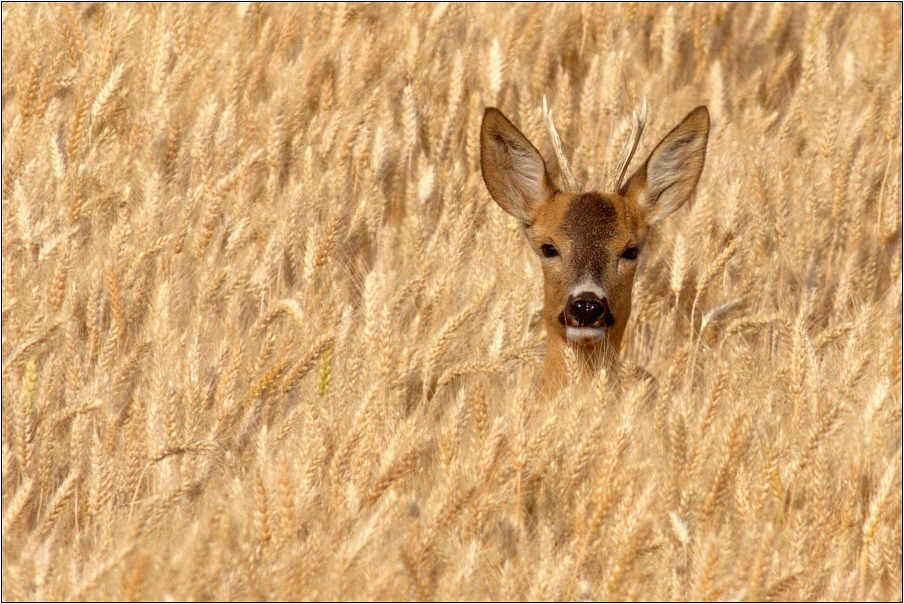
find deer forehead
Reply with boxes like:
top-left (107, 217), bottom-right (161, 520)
top-left (532, 191), bottom-right (641, 255)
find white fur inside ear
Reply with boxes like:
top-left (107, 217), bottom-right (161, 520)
top-left (647, 134), bottom-right (701, 192)
top-left (481, 109), bottom-right (556, 223)
top-left (490, 130), bottom-right (546, 206)
top-left (644, 131), bottom-right (707, 224)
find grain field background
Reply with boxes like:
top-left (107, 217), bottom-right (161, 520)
top-left (2, 3), bottom-right (902, 600)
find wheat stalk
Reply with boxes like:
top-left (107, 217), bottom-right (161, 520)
top-left (0, 4), bottom-right (899, 600)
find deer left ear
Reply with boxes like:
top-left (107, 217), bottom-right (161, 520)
top-left (480, 108), bottom-right (557, 225)
top-left (623, 106), bottom-right (709, 226)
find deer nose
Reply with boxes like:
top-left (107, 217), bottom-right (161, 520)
top-left (564, 293), bottom-right (615, 328)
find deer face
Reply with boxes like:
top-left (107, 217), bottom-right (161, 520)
top-left (480, 104), bottom-right (709, 365)
top-left (524, 189), bottom-right (646, 350)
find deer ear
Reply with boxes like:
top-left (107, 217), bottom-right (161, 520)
top-left (481, 108), bottom-right (556, 224)
top-left (623, 106), bottom-right (709, 226)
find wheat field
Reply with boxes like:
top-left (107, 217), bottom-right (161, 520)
top-left (2, 3), bottom-right (901, 601)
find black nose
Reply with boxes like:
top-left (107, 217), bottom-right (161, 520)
top-left (564, 293), bottom-right (615, 328)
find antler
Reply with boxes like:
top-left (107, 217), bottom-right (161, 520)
top-left (542, 95), bottom-right (579, 192)
top-left (609, 97), bottom-right (648, 192)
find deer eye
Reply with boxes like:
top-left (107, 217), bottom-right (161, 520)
top-left (621, 247), bottom-right (639, 261)
top-left (540, 244), bottom-right (559, 258)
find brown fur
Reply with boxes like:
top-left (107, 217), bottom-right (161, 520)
top-left (480, 105), bottom-right (710, 391)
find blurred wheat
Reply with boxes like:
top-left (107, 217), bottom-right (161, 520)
top-left (2, 4), bottom-right (901, 600)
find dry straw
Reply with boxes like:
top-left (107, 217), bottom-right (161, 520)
top-left (1, 3), bottom-right (900, 601)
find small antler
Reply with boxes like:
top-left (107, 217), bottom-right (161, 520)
top-left (609, 97), bottom-right (648, 192)
top-left (542, 95), bottom-right (579, 192)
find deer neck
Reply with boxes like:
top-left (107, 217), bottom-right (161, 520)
top-left (540, 324), bottom-right (621, 392)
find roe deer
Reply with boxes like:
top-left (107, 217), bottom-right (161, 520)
top-left (480, 100), bottom-right (709, 391)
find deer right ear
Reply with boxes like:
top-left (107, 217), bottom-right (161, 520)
top-left (480, 108), bottom-right (556, 225)
top-left (623, 106), bottom-right (710, 227)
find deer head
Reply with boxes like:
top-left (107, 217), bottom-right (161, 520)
top-left (480, 101), bottom-right (710, 389)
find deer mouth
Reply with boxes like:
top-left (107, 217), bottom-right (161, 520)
top-left (559, 310), bottom-right (612, 342)
top-left (565, 326), bottom-right (608, 342)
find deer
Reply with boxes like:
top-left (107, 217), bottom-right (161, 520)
top-left (480, 99), bottom-right (710, 392)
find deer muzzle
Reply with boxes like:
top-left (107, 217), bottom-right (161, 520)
top-left (560, 292), bottom-right (615, 341)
